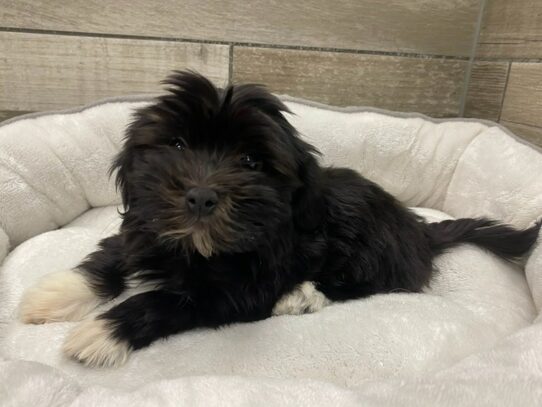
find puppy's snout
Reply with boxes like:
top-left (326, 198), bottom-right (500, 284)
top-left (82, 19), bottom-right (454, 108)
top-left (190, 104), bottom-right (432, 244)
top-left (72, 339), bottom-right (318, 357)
top-left (186, 187), bottom-right (218, 216)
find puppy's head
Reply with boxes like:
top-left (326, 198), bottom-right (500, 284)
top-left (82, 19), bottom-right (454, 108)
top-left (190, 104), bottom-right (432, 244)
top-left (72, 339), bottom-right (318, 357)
top-left (113, 71), bottom-right (323, 257)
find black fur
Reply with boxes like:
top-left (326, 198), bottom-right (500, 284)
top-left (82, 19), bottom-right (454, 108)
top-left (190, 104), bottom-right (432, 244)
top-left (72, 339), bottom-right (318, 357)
top-left (75, 71), bottom-right (540, 354)
top-left (426, 218), bottom-right (541, 261)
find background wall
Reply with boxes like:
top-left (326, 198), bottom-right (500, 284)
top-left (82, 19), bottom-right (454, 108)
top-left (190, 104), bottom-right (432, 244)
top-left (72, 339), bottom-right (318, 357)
top-left (465, 0), bottom-right (542, 146)
top-left (0, 1), bottom-right (540, 147)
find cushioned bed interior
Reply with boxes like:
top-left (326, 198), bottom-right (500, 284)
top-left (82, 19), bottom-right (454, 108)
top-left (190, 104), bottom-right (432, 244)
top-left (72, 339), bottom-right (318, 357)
top-left (0, 96), bottom-right (541, 405)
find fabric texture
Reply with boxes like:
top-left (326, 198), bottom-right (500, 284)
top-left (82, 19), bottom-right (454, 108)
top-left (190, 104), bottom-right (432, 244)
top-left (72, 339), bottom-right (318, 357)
top-left (0, 97), bottom-right (541, 406)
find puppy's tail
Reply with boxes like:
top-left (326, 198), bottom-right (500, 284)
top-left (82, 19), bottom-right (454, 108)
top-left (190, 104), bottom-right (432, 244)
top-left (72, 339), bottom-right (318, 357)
top-left (425, 217), bottom-right (541, 262)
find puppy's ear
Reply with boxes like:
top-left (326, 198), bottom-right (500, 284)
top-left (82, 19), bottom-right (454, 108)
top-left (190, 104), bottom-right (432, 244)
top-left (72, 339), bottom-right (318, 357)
top-left (111, 100), bottom-right (168, 209)
top-left (110, 110), bottom-right (150, 209)
top-left (233, 87), bottom-right (326, 231)
top-left (291, 139), bottom-right (326, 232)
top-left (110, 146), bottom-right (134, 209)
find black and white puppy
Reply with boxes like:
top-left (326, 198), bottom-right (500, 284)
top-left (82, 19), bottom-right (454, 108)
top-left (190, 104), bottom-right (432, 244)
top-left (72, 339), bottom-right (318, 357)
top-left (20, 71), bottom-right (540, 367)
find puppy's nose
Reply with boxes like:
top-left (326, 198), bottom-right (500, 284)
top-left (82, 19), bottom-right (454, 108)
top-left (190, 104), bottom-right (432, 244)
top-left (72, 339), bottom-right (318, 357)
top-left (186, 187), bottom-right (218, 216)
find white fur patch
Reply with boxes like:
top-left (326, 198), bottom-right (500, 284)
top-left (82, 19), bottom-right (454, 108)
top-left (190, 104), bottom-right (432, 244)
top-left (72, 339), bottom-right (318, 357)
top-left (272, 281), bottom-right (331, 316)
top-left (19, 270), bottom-right (101, 324)
top-left (63, 318), bottom-right (131, 368)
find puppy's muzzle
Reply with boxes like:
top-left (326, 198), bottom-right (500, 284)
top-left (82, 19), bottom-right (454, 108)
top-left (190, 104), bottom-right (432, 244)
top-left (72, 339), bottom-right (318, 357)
top-left (186, 187), bottom-right (218, 217)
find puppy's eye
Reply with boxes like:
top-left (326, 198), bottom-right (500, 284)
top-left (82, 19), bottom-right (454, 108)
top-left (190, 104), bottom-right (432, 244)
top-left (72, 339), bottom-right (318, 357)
top-left (172, 138), bottom-right (186, 151)
top-left (240, 154), bottom-right (262, 170)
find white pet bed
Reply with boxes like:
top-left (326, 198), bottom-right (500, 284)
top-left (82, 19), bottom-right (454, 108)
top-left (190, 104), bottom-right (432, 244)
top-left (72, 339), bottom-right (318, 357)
top-left (0, 96), bottom-right (541, 406)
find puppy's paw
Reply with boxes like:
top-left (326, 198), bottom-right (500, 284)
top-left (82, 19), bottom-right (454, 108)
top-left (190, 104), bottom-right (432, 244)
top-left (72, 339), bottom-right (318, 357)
top-left (272, 281), bottom-right (331, 316)
top-left (19, 270), bottom-right (100, 324)
top-left (63, 318), bottom-right (131, 368)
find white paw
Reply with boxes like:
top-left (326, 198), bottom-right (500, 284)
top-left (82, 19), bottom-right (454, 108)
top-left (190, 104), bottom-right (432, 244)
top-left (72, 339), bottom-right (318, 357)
top-left (63, 318), bottom-right (131, 367)
top-left (19, 270), bottom-right (100, 324)
top-left (272, 282), bottom-right (331, 316)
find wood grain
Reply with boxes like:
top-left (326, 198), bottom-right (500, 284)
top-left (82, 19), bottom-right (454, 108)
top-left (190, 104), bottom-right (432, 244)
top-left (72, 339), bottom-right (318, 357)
top-left (233, 47), bottom-right (467, 117)
top-left (500, 121), bottom-right (542, 148)
top-left (500, 63), bottom-right (542, 128)
top-left (464, 61), bottom-right (509, 121)
top-left (1, 0), bottom-right (481, 56)
top-left (0, 32), bottom-right (229, 111)
top-left (477, 0), bottom-right (542, 59)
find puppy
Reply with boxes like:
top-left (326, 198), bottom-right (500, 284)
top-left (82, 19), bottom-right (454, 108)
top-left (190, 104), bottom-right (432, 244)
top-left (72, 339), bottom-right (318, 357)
top-left (20, 71), bottom-right (540, 367)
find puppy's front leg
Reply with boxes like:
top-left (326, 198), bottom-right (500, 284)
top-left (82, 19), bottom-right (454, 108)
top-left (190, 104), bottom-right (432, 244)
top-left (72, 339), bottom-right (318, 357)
top-left (63, 290), bottom-right (196, 367)
top-left (20, 234), bottom-right (127, 324)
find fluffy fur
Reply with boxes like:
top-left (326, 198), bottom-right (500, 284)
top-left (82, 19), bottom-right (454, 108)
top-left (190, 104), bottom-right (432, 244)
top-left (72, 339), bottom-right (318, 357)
top-left (19, 270), bottom-right (100, 324)
top-left (63, 318), bottom-right (131, 367)
top-left (20, 71), bottom-right (541, 367)
top-left (272, 282), bottom-right (331, 316)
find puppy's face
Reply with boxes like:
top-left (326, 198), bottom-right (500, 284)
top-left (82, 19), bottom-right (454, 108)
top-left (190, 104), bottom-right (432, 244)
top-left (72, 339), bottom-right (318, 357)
top-left (114, 72), bottom-right (320, 257)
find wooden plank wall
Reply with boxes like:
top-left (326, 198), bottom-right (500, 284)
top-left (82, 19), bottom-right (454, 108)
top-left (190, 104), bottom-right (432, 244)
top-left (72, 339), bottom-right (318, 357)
top-left (0, 0), bottom-right (481, 121)
top-left (4, 0), bottom-right (542, 148)
top-left (465, 0), bottom-right (542, 146)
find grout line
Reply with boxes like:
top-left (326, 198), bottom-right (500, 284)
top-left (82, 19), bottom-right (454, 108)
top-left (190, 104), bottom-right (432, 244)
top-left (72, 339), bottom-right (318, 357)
top-left (497, 62), bottom-right (512, 122)
top-left (0, 26), bottom-right (232, 45)
top-left (475, 56), bottom-right (542, 63)
top-left (0, 26), bottom-right (470, 61)
top-left (500, 119), bottom-right (542, 130)
top-left (459, 0), bottom-right (487, 117)
top-left (228, 44), bottom-right (234, 86)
